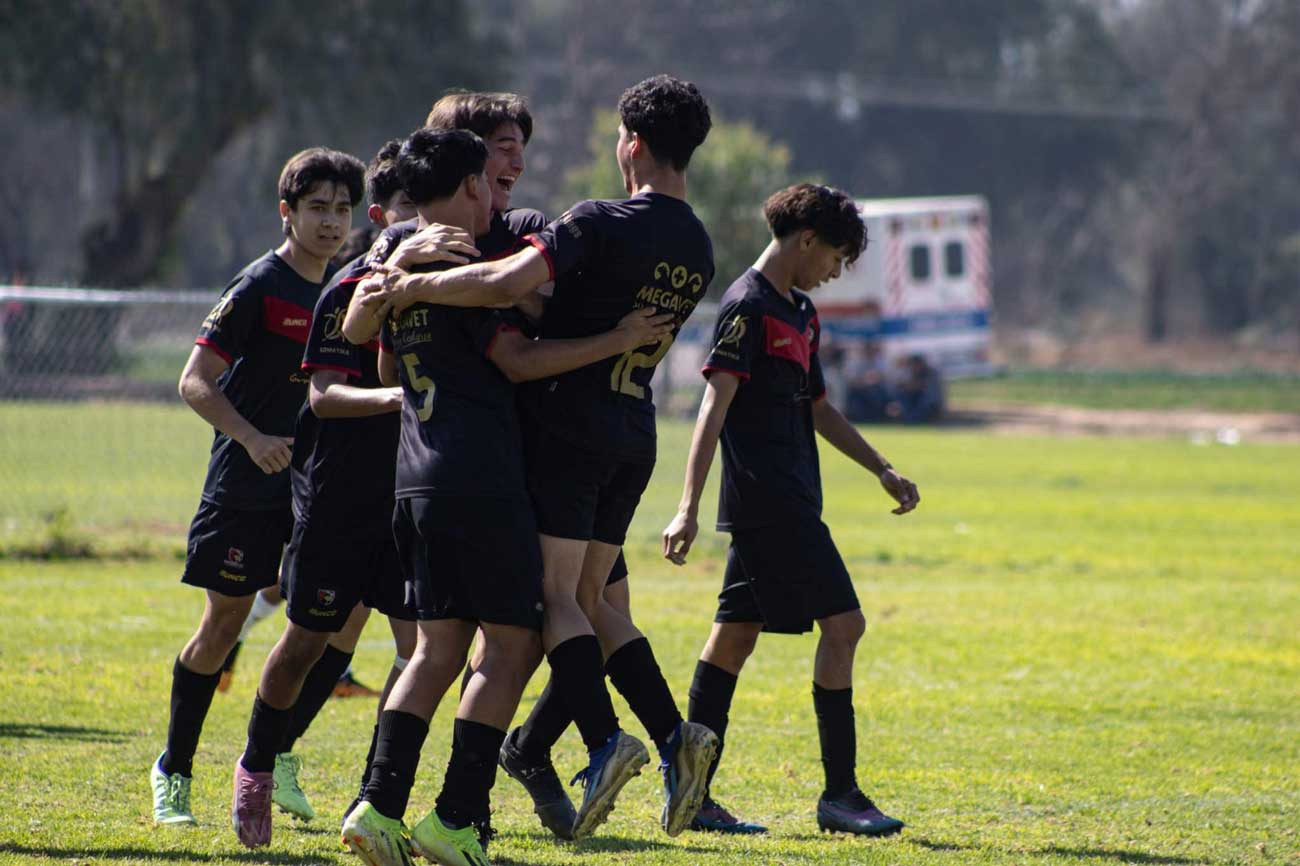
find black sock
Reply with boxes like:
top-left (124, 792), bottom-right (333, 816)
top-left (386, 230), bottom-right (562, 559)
top-left (547, 635), bottom-right (619, 752)
top-left (355, 722), bottom-right (381, 803)
top-left (221, 641), bottom-right (243, 673)
top-left (363, 710), bottom-right (429, 820)
top-left (514, 675), bottom-right (572, 761)
top-left (688, 661), bottom-right (738, 795)
top-left (160, 658), bottom-right (222, 777)
top-left (605, 637), bottom-right (682, 752)
top-left (241, 693), bottom-right (294, 773)
top-left (812, 683), bottom-right (857, 799)
top-left (281, 645), bottom-right (353, 753)
top-left (434, 719), bottom-right (507, 829)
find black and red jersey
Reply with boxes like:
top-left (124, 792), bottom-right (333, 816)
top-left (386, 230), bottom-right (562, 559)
top-left (521, 193), bottom-right (714, 462)
top-left (703, 268), bottom-right (827, 531)
top-left (381, 258), bottom-right (530, 501)
top-left (195, 250), bottom-right (333, 511)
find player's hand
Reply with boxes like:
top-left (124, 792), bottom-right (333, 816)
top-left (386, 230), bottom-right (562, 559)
top-left (614, 307), bottom-right (675, 351)
top-left (244, 432), bottom-right (294, 474)
top-left (879, 468), bottom-right (919, 515)
top-left (390, 223), bottom-right (478, 270)
top-left (662, 510), bottom-right (698, 566)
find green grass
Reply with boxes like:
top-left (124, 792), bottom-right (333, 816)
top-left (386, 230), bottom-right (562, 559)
top-left (1, 406), bottom-right (1299, 865)
top-left (949, 369), bottom-right (1300, 413)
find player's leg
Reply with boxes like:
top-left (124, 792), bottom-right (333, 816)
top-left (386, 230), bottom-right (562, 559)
top-left (412, 623), bottom-right (541, 864)
top-left (799, 521), bottom-right (903, 838)
top-left (156, 503), bottom-right (286, 826)
top-left (501, 553), bottom-right (628, 840)
top-left (220, 585), bottom-right (283, 693)
top-left (331, 604), bottom-right (381, 698)
top-left (344, 617), bottom-right (476, 866)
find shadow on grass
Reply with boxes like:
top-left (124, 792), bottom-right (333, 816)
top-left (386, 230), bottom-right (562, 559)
top-left (0, 722), bottom-right (128, 743)
top-left (904, 838), bottom-right (1207, 866)
top-left (0, 844), bottom-right (339, 864)
top-left (503, 830), bottom-right (716, 856)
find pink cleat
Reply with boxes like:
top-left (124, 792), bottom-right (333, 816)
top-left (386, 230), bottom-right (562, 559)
top-left (232, 760), bottom-right (274, 848)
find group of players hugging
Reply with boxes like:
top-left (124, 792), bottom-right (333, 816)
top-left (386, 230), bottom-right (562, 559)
top-left (147, 74), bottom-right (921, 866)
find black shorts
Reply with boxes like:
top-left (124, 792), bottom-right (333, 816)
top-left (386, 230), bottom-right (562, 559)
top-left (715, 519), bottom-right (860, 634)
top-left (524, 428), bottom-right (654, 546)
top-left (393, 496), bottom-right (543, 630)
top-left (181, 500), bottom-right (293, 597)
top-left (606, 549), bottom-right (628, 586)
top-left (281, 509), bottom-right (413, 633)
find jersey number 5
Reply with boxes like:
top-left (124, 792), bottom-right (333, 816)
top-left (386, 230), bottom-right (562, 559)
top-left (401, 353), bottom-right (435, 422)
top-left (610, 334), bottom-right (674, 399)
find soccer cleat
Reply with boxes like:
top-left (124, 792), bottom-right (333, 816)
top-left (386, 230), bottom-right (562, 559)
top-left (498, 727), bottom-right (576, 840)
top-left (232, 760), bottom-right (274, 848)
top-left (659, 721), bottom-right (719, 837)
top-left (341, 801), bottom-right (414, 866)
top-left (272, 752), bottom-right (315, 820)
top-left (334, 670), bottom-right (381, 699)
top-left (816, 788), bottom-right (905, 837)
top-left (410, 810), bottom-right (491, 866)
top-left (690, 796), bottom-right (768, 835)
top-left (569, 730), bottom-right (650, 840)
top-left (150, 753), bottom-right (196, 826)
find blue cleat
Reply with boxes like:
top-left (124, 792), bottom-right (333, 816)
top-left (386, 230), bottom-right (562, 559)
top-left (569, 731), bottom-right (649, 840)
top-left (658, 721), bottom-right (718, 837)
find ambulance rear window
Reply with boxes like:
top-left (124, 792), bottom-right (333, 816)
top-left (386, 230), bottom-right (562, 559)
top-left (910, 245), bottom-right (931, 281)
top-left (945, 241), bottom-right (965, 277)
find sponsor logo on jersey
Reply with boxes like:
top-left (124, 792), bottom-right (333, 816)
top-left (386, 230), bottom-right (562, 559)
top-left (219, 569), bottom-right (246, 582)
top-left (717, 314), bottom-right (747, 347)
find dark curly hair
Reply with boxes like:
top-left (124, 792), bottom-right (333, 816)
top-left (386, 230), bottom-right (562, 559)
top-left (425, 91), bottom-right (533, 145)
top-left (617, 75), bottom-right (711, 171)
top-left (763, 184), bottom-right (867, 264)
top-left (278, 147), bottom-right (365, 210)
top-left (398, 128), bottom-right (488, 205)
top-left (365, 139), bottom-right (404, 207)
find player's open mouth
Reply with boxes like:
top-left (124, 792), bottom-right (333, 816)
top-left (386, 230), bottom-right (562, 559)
top-left (497, 174), bottom-right (517, 192)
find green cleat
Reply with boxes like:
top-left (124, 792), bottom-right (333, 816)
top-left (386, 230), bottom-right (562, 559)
top-left (151, 752), bottom-right (196, 826)
top-left (410, 810), bottom-right (491, 866)
top-left (341, 801), bottom-right (414, 866)
top-left (273, 753), bottom-right (315, 821)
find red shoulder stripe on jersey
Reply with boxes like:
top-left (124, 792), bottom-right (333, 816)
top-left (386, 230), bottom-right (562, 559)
top-left (301, 361), bottom-right (362, 379)
top-left (363, 339), bottom-right (380, 354)
top-left (263, 297), bottom-right (312, 344)
top-left (195, 337), bottom-right (233, 364)
top-left (525, 235), bottom-right (555, 281)
top-left (485, 324), bottom-right (522, 358)
top-left (762, 315), bottom-right (810, 372)
top-left (702, 364), bottom-right (751, 383)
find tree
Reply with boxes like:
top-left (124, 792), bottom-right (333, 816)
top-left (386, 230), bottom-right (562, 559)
top-left (561, 110), bottom-right (810, 293)
top-left (0, 0), bottom-right (488, 288)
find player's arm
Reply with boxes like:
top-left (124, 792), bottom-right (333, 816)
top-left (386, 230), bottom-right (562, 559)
top-left (307, 369), bottom-right (401, 419)
top-left (388, 246), bottom-right (551, 311)
top-left (487, 307), bottom-right (674, 384)
top-left (662, 372), bottom-right (742, 565)
top-left (178, 345), bottom-right (292, 474)
top-left (811, 398), bottom-right (920, 515)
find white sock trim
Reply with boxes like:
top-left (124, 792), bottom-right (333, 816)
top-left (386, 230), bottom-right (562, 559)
top-left (393, 654), bottom-right (410, 672)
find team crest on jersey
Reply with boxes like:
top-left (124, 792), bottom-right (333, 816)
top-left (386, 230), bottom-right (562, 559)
top-left (321, 307), bottom-right (345, 340)
top-left (203, 296), bottom-right (235, 329)
top-left (317, 589), bottom-right (336, 607)
top-left (717, 314), bottom-right (747, 347)
top-left (224, 547), bottom-right (245, 568)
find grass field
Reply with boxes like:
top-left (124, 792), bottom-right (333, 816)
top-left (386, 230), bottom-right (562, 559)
top-left (948, 369), bottom-right (1300, 413)
top-left (1, 403), bottom-right (1298, 866)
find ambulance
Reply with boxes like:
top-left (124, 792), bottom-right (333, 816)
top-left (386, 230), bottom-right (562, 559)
top-left (816, 195), bottom-right (994, 377)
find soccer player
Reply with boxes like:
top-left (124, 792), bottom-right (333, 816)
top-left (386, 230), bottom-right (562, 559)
top-left (228, 141), bottom-right (453, 847)
top-left (662, 183), bottom-right (920, 837)
top-left (216, 139), bottom-right (419, 700)
top-left (150, 148), bottom-right (365, 827)
top-left (337, 128), bottom-right (674, 866)
top-left (365, 74), bottom-right (720, 840)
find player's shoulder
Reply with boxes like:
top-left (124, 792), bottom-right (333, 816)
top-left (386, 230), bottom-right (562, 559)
top-left (502, 207), bottom-right (547, 237)
top-left (719, 269), bottom-right (767, 309)
top-left (367, 218), bottom-right (419, 267)
top-left (225, 250), bottom-right (283, 293)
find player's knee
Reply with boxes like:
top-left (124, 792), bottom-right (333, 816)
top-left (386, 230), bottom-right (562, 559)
top-left (821, 609), bottom-right (866, 648)
top-left (709, 623), bottom-right (760, 667)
